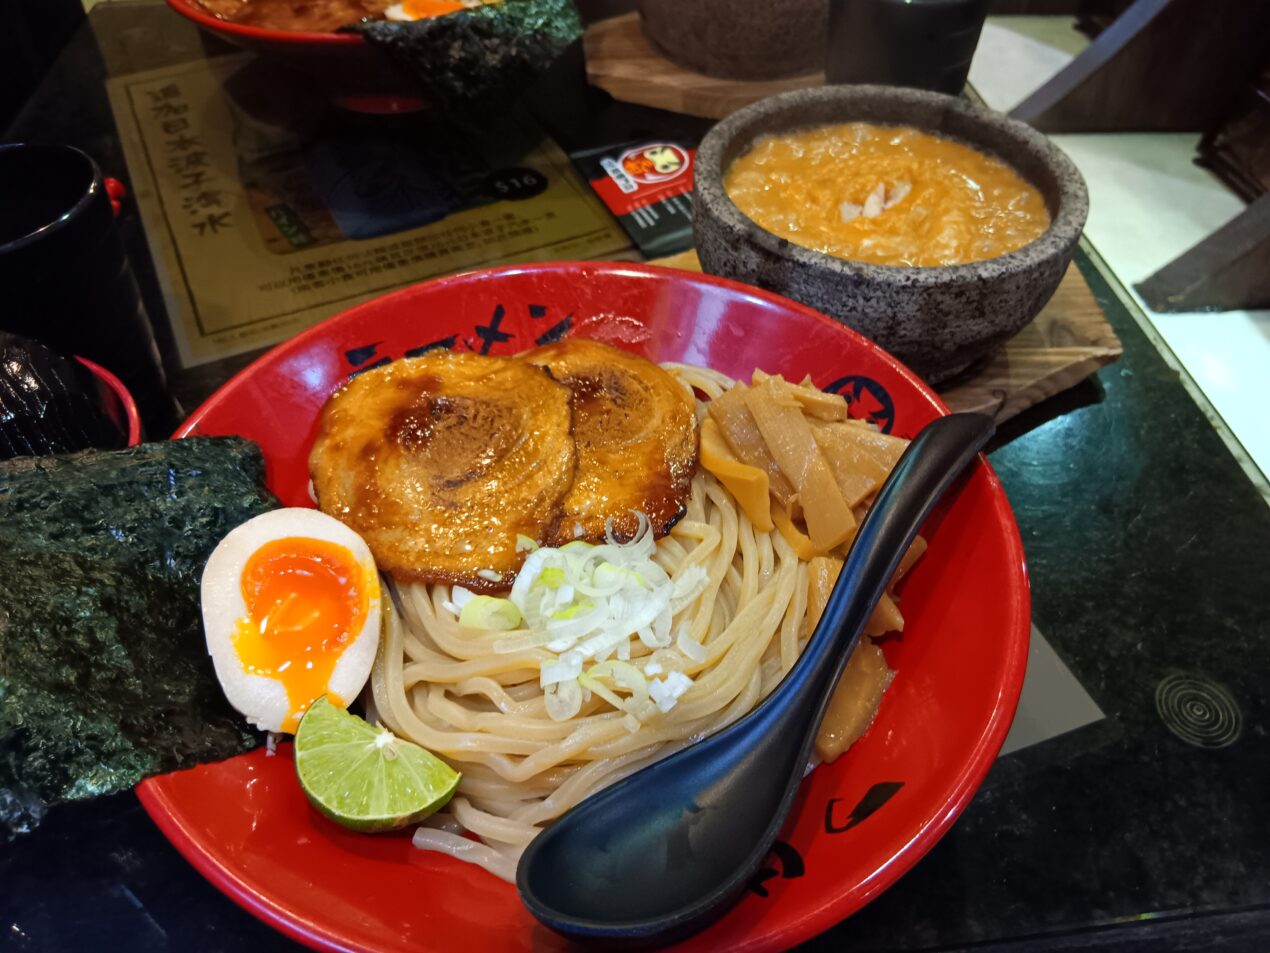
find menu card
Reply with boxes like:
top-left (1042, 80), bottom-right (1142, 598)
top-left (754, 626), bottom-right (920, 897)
top-left (571, 139), bottom-right (698, 258)
top-left (108, 56), bottom-right (631, 367)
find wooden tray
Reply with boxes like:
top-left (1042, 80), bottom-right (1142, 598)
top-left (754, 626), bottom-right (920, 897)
top-left (649, 250), bottom-right (1123, 424)
top-left (584, 12), bottom-right (822, 119)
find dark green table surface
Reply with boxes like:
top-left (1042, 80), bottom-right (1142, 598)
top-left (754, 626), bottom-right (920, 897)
top-left (4, 4), bottom-right (1269, 951)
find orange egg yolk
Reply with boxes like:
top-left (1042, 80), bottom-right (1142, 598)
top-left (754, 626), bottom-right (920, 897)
top-left (400, 0), bottom-right (466, 18)
top-left (233, 537), bottom-right (370, 732)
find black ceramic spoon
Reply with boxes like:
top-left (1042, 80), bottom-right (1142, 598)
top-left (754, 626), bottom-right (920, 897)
top-left (516, 412), bottom-right (996, 947)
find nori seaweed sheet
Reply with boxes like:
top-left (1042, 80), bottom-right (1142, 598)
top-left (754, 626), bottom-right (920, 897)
top-left (351, 0), bottom-right (582, 121)
top-left (0, 438), bottom-right (278, 838)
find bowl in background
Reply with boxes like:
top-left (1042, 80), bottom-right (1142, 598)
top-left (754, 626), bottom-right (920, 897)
top-left (165, 0), bottom-right (422, 109)
top-left (693, 85), bottom-right (1089, 383)
top-left (0, 329), bottom-right (143, 458)
top-left (638, 0), bottom-right (827, 80)
top-left (78, 356), bottom-right (143, 447)
top-left (139, 261), bottom-right (1028, 953)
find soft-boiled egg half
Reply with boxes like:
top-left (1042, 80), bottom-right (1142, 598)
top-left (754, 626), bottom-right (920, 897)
top-left (384, 0), bottom-right (482, 22)
top-left (202, 508), bottom-right (381, 734)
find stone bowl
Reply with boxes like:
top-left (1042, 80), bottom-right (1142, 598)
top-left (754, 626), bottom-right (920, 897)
top-left (638, 0), bottom-right (827, 80)
top-left (693, 85), bottom-right (1089, 383)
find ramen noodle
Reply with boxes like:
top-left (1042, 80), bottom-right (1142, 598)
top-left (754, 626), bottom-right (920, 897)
top-left (370, 364), bottom-right (918, 881)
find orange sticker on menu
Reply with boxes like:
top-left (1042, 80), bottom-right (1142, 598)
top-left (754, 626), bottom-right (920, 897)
top-left (575, 140), bottom-right (697, 257)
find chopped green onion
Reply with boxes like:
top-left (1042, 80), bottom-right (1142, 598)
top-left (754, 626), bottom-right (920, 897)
top-left (504, 512), bottom-right (706, 725)
top-left (459, 596), bottom-right (522, 631)
top-left (578, 672), bottom-right (624, 710)
top-left (535, 566), bottom-right (566, 590)
top-left (551, 598), bottom-right (594, 620)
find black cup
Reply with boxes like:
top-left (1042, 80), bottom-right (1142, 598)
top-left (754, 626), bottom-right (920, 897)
top-left (0, 143), bottom-right (179, 436)
top-left (826, 0), bottom-right (988, 96)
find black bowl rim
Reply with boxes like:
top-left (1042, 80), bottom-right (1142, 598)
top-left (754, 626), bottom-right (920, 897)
top-left (0, 143), bottom-right (105, 254)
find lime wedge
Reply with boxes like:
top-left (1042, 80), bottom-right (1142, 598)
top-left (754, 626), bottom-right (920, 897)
top-left (294, 696), bottom-right (460, 833)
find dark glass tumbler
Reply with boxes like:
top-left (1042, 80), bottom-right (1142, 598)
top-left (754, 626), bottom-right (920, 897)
top-left (0, 142), bottom-right (179, 436)
top-left (826, 0), bottom-right (989, 96)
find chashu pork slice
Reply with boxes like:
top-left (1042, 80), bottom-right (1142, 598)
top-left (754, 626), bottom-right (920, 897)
top-left (309, 350), bottom-right (575, 593)
top-left (521, 338), bottom-right (698, 545)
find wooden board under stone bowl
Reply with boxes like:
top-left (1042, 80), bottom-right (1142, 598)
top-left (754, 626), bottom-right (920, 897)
top-left (584, 12), bottom-right (822, 119)
top-left (650, 250), bottom-right (1123, 424)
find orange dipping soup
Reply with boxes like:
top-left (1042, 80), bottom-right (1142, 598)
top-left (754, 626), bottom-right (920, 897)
top-left (724, 123), bottom-right (1051, 268)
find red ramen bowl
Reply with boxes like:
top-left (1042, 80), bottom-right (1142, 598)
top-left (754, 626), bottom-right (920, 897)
top-left (165, 0), bottom-right (422, 109)
top-left (140, 262), bottom-right (1029, 952)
